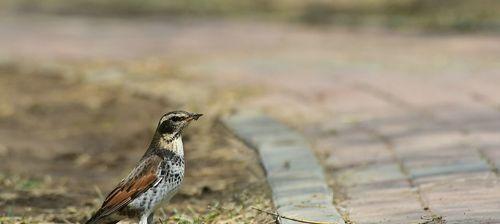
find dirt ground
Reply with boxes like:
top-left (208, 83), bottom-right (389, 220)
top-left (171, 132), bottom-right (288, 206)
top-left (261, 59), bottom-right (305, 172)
top-left (0, 64), bottom-right (273, 223)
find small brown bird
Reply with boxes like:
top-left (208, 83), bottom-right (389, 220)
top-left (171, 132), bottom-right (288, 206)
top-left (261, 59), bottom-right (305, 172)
top-left (86, 111), bottom-right (202, 224)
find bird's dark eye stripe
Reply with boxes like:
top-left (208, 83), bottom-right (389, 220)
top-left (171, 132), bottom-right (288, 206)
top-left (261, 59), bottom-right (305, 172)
top-left (170, 116), bottom-right (184, 122)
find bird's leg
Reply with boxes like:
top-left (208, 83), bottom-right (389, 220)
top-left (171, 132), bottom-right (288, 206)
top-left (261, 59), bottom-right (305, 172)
top-left (139, 213), bottom-right (153, 224)
top-left (147, 213), bottom-right (154, 224)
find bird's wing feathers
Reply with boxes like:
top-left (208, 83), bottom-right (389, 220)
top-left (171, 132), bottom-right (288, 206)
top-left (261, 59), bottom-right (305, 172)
top-left (88, 155), bottom-right (162, 222)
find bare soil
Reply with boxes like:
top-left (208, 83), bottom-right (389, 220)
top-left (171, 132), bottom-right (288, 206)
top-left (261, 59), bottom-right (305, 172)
top-left (0, 64), bottom-right (273, 223)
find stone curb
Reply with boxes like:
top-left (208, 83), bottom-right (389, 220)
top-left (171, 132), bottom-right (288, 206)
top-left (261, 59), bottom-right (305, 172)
top-left (222, 112), bottom-right (345, 224)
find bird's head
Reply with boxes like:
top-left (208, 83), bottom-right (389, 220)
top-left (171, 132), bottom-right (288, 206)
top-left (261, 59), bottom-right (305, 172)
top-left (156, 110), bottom-right (202, 141)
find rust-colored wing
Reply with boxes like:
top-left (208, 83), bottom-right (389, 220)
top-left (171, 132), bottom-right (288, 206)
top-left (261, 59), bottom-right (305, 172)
top-left (86, 155), bottom-right (162, 224)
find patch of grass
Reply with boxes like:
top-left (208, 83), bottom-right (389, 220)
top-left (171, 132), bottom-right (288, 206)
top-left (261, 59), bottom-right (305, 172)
top-left (168, 203), bottom-right (222, 224)
top-left (0, 174), bottom-right (45, 191)
top-left (298, 0), bottom-right (500, 32)
top-left (158, 188), bottom-right (274, 224)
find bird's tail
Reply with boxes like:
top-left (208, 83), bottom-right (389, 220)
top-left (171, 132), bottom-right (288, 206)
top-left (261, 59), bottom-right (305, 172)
top-left (84, 215), bottom-right (99, 224)
top-left (85, 217), bottom-right (96, 224)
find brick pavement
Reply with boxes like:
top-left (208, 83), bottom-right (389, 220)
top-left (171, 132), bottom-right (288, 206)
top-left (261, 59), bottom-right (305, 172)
top-left (346, 78), bottom-right (500, 223)
top-left (308, 74), bottom-right (500, 223)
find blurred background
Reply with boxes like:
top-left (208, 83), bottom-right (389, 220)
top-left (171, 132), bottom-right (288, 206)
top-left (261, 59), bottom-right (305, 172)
top-left (1, 0), bottom-right (500, 31)
top-left (0, 1), bottom-right (499, 223)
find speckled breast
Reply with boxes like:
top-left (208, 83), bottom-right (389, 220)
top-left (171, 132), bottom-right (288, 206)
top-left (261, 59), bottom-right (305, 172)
top-left (126, 152), bottom-right (185, 214)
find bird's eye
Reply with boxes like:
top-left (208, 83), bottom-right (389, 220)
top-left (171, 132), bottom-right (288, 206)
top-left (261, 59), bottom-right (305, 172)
top-left (170, 116), bottom-right (184, 122)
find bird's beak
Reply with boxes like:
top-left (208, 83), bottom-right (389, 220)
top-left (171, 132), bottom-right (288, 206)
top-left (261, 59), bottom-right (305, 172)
top-left (190, 113), bottom-right (203, 121)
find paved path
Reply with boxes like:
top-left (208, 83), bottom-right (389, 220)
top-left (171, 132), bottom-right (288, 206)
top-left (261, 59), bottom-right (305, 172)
top-left (223, 113), bottom-right (345, 224)
top-left (1, 15), bottom-right (500, 223)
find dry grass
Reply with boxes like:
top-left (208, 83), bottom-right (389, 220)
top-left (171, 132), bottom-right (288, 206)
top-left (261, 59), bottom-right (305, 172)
top-left (0, 62), bottom-right (274, 223)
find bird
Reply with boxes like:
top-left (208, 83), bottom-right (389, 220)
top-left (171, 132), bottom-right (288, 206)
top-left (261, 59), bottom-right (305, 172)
top-left (85, 110), bottom-right (202, 224)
